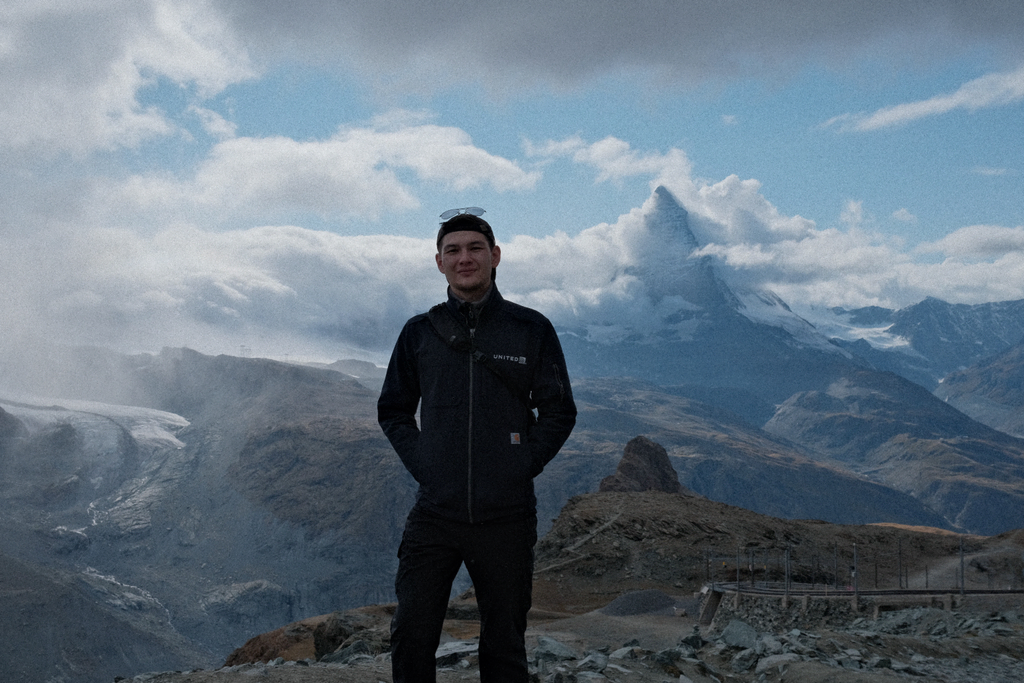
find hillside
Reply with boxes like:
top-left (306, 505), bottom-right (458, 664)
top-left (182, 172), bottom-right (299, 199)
top-left (571, 378), bottom-right (950, 528)
top-left (936, 338), bottom-right (1024, 439)
top-left (764, 368), bottom-right (1024, 534)
top-left (533, 490), bottom-right (1024, 612)
top-left (0, 552), bottom-right (215, 682)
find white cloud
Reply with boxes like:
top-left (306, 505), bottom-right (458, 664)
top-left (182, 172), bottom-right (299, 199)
top-left (840, 200), bottom-right (865, 229)
top-left (189, 104), bottom-right (237, 139)
top-left (0, 0), bottom-right (254, 155)
top-left (973, 166), bottom-right (1009, 176)
top-left (892, 208), bottom-right (917, 223)
top-left (93, 115), bottom-right (539, 225)
top-left (527, 135), bottom-right (693, 184)
top-left (687, 175), bottom-right (816, 245)
top-left (5, 175), bottom-right (1024, 364)
top-left (826, 64), bottom-right (1024, 132)
top-left (917, 224), bottom-right (1024, 258)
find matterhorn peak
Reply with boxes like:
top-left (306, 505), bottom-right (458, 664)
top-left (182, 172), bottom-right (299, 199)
top-left (644, 186), bottom-right (700, 253)
top-left (628, 185), bottom-right (737, 312)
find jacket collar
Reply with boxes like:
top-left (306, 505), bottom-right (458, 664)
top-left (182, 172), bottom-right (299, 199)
top-left (445, 284), bottom-right (502, 322)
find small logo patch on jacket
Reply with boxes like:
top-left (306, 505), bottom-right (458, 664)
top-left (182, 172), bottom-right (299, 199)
top-left (493, 354), bottom-right (527, 364)
top-left (510, 433), bottom-right (521, 444)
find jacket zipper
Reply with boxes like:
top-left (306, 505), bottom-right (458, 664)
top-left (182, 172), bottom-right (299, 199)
top-left (467, 323), bottom-right (476, 523)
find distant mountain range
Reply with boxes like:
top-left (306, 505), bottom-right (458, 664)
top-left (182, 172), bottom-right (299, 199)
top-left (825, 297), bottom-right (1024, 389)
top-left (935, 338), bottom-right (1024, 439)
top-left (2, 185), bottom-right (1024, 682)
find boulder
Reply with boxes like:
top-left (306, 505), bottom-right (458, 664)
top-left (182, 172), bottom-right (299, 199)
top-left (598, 436), bottom-right (686, 494)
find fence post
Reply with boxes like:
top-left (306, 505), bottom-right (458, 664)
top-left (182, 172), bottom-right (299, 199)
top-left (833, 541), bottom-right (838, 591)
top-left (898, 537), bottom-right (903, 590)
top-left (853, 542), bottom-right (859, 599)
top-left (960, 536), bottom-right (965, 596)
top-left (785, 545), bottom-right (791, 603)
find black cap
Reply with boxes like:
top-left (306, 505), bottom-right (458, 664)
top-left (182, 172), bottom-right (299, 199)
top-left (436, 214), bottom-right (495, 250)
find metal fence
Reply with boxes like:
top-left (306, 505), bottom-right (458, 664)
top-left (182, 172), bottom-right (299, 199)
top-left (699, 537), bottom-right (1024, 597)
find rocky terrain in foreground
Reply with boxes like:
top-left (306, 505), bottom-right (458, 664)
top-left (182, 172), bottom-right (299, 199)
top-left (115, 439), bottom-right (1024, 683)
top-left (113, 593), bottom-right (1024, 683)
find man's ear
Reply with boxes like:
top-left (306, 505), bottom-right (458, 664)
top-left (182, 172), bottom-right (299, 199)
top-left (491, 244), bottom-right (501, 268)
top-left (435, 252), bottom-right (444, 273)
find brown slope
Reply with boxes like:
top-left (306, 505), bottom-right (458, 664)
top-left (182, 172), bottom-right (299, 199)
top-left (568, 378), bottom-right (950, 529)
top-left (936, 339), bottom-right (1024, 438)
top-left (765, 369), bottom-right (1024, 534)
top-left (533, 490), bottom-right (1024, 615)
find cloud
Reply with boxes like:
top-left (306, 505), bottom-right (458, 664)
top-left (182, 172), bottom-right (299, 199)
top-left (825, 64), bottom-right (1024, 131)
top-left (0, 0), bottom-right (255, 155)
top-left (5, 172), bottom-right (1024, 365)
top-left (92, 113), bottom-right (539, 225)
top-left (527, 135), bottom-right (692, 184)
top-left (973, 166), bottom-right (1009, 176)
top-left (189, 104), bottom-right (237, 139)
top-left (917, 224), bottom-right (1024, 258)
top-left (892, 208), bottom-right (917, 223)
top-left (0, 223), bottom-right (442, 360)
top-left (216, 1), bottom-right (1024, 91)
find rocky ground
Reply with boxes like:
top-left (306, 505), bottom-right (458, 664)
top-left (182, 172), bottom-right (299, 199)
top-left (117, 590), bottom-right (1024, 683)
top-left (115, 478), bottom-right (1024, 683)
top-left (113, 441), bottom-right (1024, 682)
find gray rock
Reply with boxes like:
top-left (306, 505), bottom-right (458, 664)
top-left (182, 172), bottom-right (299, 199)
top-left (576, 652), bottom-right (608, 672)
top-left (757, 634), bottom-right (784, 655)
top-left (680, 626), bottom-right (705, 651)
top-left (721, 619), bottom-right (758, 650)
top-left (321, 639), bottom-right (371, 664)
top-left (730, 647), bottom-right (758, 672)
top-left (651, 645), bottom-right (695, 668)
top-left (435, 641), bottom-right (479, 666)
top-left (755, 653), bottom-right (800, 674)
top-left (534, 636), bottom-right (577, 662)
top-left (598, 436), bottom-right (685, 494)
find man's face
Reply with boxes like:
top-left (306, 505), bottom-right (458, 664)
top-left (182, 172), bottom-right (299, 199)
top-left (436, 230), bottom-right (501, 302)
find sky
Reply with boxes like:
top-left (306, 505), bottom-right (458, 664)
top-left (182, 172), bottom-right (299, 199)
top-left (2, 1), bottom-right (1024, 365)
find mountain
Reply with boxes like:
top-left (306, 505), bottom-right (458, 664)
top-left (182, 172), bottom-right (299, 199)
top-left (0, 344), bottom-right (977, 682)
top-left (935, 338), bottom-right (1024, 439)
top-left (0, 551), bottom-right (215, 683)
top-left (0, 348), bottom-right (402, 681)
top-left (557, 187), bottom-right (1024, 534)
top-left (208, 487), bottom-right (1024, 683)
top-left (570, 378), bottom-right (950, 529)
top-left (560, 187), bottom-right (864, 420)
top-left (764, 368), bottom-right (1024, 534)
top-left (816, 297), bottom-right (1024, 388)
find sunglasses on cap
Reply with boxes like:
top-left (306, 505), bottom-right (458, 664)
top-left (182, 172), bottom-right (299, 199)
top-left (439, 207), bottom-right (486, 223)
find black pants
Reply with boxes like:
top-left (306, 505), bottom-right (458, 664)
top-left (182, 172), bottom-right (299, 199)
top-left (391, 507), bottom-right (537, 683)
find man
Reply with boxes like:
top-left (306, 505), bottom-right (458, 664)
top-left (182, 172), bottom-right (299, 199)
top-left (378, 208), bottom-right (577, 683)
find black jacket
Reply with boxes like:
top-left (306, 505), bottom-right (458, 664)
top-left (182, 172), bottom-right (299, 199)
top-left (378, 286), bottom-right (577, 523)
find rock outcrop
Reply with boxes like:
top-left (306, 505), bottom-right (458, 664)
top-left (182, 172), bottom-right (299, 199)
top-left (599, 436), bottom-right (688, 495)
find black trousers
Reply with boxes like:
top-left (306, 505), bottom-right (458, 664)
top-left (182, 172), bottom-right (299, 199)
top-left (391, 507), bottom-right (537, 683)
